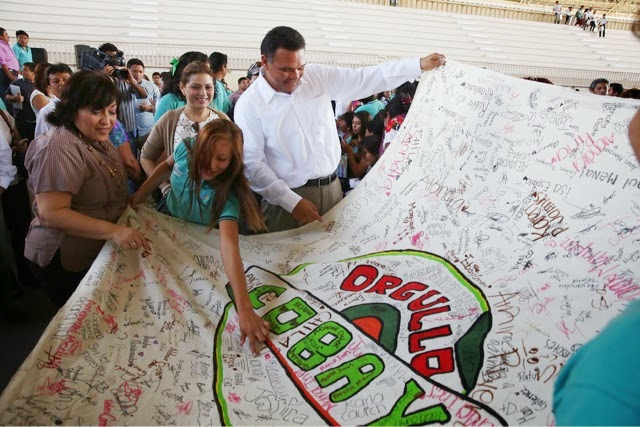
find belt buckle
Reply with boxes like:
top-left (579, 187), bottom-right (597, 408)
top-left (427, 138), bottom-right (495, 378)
top-left (317, 176), bottom-right (329, 187)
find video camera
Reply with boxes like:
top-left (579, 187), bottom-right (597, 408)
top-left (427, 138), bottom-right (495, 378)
top-left (78, 47), bottom-right (129, 79)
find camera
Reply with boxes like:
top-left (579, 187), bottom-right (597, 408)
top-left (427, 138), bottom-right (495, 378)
top-left (113, 68), bottom-right (129, 80)
top-left (80, 48), bottom-right (126, 72)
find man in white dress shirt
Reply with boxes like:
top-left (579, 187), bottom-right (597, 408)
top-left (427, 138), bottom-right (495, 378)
top-left (235, 26), bottom-right (446, 232)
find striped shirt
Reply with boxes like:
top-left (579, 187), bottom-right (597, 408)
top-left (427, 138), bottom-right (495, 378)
top-left (24, 126), bottom-right (127, 271)
top-left (117, 79), bottom-right (143, 135)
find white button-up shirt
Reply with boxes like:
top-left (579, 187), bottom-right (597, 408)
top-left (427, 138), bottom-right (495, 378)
top-left (34, 97), bottom-right (58, 139)
top-left (235, 57), bottom-right (421, 213)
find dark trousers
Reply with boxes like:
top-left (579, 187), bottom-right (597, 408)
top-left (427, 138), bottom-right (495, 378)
top-left (14, 120), bottom-right (35, 178)
top-left (0, 72), bottom-right (13, 115)
top-left (2, 180), bottom-right (34, 289)
top-left (0, 195), bottom-right (20, 299)
top-left (30, 251), bottom-right (87, 308)
top-left (15, 119), bottom-right (36, 142)
top-left (599, 26), bottom-right (605, 37)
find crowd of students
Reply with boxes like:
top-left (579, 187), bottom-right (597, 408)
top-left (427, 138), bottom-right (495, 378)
top-left (335, 82), bottom-right (417, 193)
top-left (0, 24), bottom-right (441, 352)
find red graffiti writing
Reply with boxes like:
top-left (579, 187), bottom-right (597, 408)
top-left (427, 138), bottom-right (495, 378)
top-left (98, 399), bottom-right (116, 426)
top-left (96, 305), bottom-right (118, 334)
top-left (37, 377), bottom-right (67, 395)
top-left (177, 401), bottom-right (193, 415)
top-left (341, 265), bottom-right (455, 378)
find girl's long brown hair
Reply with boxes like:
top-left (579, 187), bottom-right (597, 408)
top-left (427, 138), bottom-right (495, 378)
top-left (34, 62), bottom-right (51, 96)
top-left (187, 119), bottom-right (266, 233)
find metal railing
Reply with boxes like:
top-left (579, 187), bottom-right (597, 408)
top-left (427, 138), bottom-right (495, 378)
top-left (341, 0), bottom-right (637, 30)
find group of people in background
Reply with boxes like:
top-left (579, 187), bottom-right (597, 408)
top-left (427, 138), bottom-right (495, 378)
top-left (0, 23), bottom-right (445, 352)
top-left (553, 2), bottom-right (608, 37)
top-left (334, 83), bottom-right (416, 195)
top-left (588, 77), bottom-right (639, 98)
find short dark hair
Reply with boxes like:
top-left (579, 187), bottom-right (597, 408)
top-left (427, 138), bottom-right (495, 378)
top-left (0, 28), bottom-right (6, 36)
top-left (590, 78), bottom-right (609, 91)
top-left (46, 63), bottom-right (73, 81)
top-left (237, 76), bottom-right (248, 85)
top-left (620, 88), bottom-right (640, 99)
top-left (16, 30), bottom-right (29, 38)
top-left (339, 111), bottom-right (355, 130)
top-left (127, 58), bottom-right (144, 69)
top-left (523, 77), bottom-right (554, 85)
top-left (208, 52), bottom-right (227, 73)
top-left (386, 91), bottom-right (411, 118)
top-left (152, 72), bottom-right (160, 77)
top-left (47, 70), bottom-right (118, 127)
top-left (367, 112), bottom-right (386, 139)
top-left (22, 62), bottom-right (36, 72)
top-left (260, 26), bottom-right (306, 62)
top-left (609, 83), bottom-right (624, 96)
top-left (362, 135), bottom-right (382, 157)
top-left (98, 43), bottom-right (119, 54)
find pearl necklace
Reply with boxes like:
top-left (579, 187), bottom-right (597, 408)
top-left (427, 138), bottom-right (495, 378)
top-left (72, 126), bottom-right (128, 204)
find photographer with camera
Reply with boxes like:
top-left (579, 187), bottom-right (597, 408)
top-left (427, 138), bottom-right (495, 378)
top-left (98, 43), bottom-right (147, 140)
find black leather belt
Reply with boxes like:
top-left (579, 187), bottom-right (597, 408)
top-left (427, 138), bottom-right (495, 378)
top-left (304, 172), bottom-right (337, 187)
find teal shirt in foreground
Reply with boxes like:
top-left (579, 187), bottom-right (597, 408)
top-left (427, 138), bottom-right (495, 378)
top-left (154, 93), bottom-right (219, 123)
top-left (355, 99), bottom-right (385, 118)
top-left (553, 300), bottom-right (640, 425)
top-left (167, 138), bottom-right (239, 226)
top-left (213, 80), bottom-right (231, 114)
top-left (154, 93), bottom-right (186, 123)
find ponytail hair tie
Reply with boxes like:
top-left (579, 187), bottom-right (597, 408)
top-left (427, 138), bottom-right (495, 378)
top-left (170, 58), bottom-right (180, 76)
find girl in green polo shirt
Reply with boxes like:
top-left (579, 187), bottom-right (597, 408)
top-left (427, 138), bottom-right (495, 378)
top-left (131, 119), bottom-right (269, 355)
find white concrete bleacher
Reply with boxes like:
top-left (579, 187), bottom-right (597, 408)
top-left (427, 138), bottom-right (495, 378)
top-left (345, 0), bottom-right (637, 30)
top-left (1, 0), bottom-right (638, 88)
top-left (330, 0), bottom-right (640, 87)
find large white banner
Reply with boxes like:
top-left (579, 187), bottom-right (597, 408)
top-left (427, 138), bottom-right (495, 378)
top-left (1, 62), bottom-right (639, 426)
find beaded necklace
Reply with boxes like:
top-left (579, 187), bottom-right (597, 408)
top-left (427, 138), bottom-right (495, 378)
top-left (71, 125), bottom-right (128, 203)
